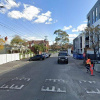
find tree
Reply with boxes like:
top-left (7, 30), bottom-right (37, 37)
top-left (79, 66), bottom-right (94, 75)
top-left (11, 35), bottom-right (25, 45)
top-left (50, 43), bottom-right (61, 50)
top-left (54, 29), bottom-right (69, 50)
top-left (34, 44), bottom-right (46, 54)
top-left (0, 37), bottom-right (5, 50)
top-left (54, 29), bottom-right (69, 45)
top-left (84, 25), bottom-right (100, 59)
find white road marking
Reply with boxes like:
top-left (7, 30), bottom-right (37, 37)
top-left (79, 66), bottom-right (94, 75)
top-left (41, 86), bottom-right (66, 93)
top-left (45, 79), bottom-right (67, 83)
top-left (53, 79), bottom-right (56, 82)
top-left (88, 81), bottom-right (92, 84)
top-left (79, 80), bottom-right (96, 84)
top-left (14, 85), bottom-right (24, 90)
top-left (85, 88), bottom-right (100, 94)
top-left (0, 84), bottom-right (6, 88)
top-left (27, 78), bottom-right (30, 81)
top-left (12, 77), bottom-right (31, 82)
top-left (9, 84), bottom-right (15, 89)
top-left (52, 86), bottom-right (55, 91)
top-left (0, 84), bottom-right (9, 89)
top-left (79, 81), bottom-right (82, 83)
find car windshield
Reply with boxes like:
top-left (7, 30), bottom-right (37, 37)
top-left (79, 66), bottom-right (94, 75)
top-left (58, 53), bottom-right (67, 56)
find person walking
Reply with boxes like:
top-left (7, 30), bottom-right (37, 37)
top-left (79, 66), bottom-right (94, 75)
top-left (86, 57), bottom-right (91, 73)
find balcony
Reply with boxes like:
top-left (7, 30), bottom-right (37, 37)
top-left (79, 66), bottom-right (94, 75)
top-left (85, 45), bottom-right (89, 48)
top-left (85, 36), bottom-right (89, 41)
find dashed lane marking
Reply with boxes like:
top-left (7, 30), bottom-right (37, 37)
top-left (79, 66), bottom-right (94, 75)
top-left (79, 80), bottom-right (96, 84)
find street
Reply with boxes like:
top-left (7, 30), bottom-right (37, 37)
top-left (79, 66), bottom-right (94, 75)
top-left (0, 53), bottom-right (100, 100)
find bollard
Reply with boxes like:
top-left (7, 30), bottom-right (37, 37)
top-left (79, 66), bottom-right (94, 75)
top-left (90, 63), bottom-right (94, 76)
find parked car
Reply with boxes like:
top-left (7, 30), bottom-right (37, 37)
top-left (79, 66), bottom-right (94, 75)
top-left (48, 53), bottom-right (51, 57)
top-left (29, 55), bottom-right (45, 61)
top-left (58, 51), bottom-right (68, 64)
top-left (42, 52), bottom-right (49, 58)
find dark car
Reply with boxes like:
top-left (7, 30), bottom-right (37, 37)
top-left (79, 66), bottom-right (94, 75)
top-left (58, 52), bottom-right (68, 64)
top-left (29, 55), bottom-right (45, 61)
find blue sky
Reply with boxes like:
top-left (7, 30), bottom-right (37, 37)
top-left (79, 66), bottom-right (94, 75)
top-left (0, 0), bottom-right (97, 45)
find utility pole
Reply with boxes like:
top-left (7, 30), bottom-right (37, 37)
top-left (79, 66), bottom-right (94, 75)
top-left (44, 36), bottom-right (48, 52)
top-left (44, 36), bottom-right (48, 41)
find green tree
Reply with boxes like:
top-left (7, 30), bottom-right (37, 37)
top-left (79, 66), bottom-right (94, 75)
top-left (34, 44), bottom-right (46, 54)
top-left (54, 29), bottom-right (69, 45)
top-left (11, 35), bottom-right (25, 45)
top-left (54, 29), bottom-right (69, 50)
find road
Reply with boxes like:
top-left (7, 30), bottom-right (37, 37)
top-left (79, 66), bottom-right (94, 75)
top-left (0, 53), bottom-right (100, 100)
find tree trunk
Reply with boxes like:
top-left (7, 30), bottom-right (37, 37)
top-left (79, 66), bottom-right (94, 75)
top-left (94, 48), bottom-right (96, 60)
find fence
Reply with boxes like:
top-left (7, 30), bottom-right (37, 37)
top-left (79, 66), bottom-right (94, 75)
top-left (0, 53), bottom-right (19, 65)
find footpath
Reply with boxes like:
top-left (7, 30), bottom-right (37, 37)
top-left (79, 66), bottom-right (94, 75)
top-left (73, 57), bottom-right (100, 79)
top-left (0, 58), bottom-right (30, 75)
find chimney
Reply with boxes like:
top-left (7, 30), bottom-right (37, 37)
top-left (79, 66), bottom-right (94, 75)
top-left (5, 36), bottom-right (8, 41)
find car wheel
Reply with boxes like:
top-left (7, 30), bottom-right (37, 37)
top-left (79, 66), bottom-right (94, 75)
top-left (66, 61), bottom-right (68, 64)
top-left (58, 60), bottom-right (60, 64)
top-left (42, 58), bottom-right (44, 60)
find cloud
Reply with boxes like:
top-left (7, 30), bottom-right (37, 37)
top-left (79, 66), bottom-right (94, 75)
top-left (83, 20), bottom-right (87, 23)
top-left (23, 36), bottom-right (43, 41)
top-left (8, 4), bottom-right (53, 24)
top-left (54, 20), bottom-right (58, 23)
top-left (0, 0), bottom-right (20, 13)
top-left (5, 0), bottom-right (20, 9)
top-left (34, 11), bottom-right (52, 24)
top-left (45, 22), bottom-right (52, 24)
top-left (68, 34), bottom-right (79, 42)
top-left (8, 4), bottom-right (41, 20)
top-left (63, 25), bottom-right (72, 31)
top-left (72, 24), bottom-right (87, 32)
top-left (69, 34), bottom-right (78, 38)
top-left (8, 10), bottom-right (22, 19)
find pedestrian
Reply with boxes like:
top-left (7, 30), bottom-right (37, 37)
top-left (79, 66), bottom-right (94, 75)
top-left (86, 57), bottom-right (91, 73)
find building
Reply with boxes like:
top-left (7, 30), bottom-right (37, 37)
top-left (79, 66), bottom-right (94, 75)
top-left (87, 0), bottom-right (100, 53)
top-left (87, 0), bottom-right (100, 27)
top-left (73, 0), bottom-right (100, 55)
top-left (28, 40), bottom-right (49, 54)
top-left (73, 33), bottom-right (85, 54)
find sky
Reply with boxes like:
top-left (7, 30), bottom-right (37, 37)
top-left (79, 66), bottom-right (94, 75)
top-left (0, 0), bottom-right (97, 45)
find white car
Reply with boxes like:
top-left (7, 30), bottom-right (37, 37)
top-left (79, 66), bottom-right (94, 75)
top-left (42, 53), bottom-right (49, 58)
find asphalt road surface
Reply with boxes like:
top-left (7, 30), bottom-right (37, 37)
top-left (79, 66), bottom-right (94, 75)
top-left (0, 53), bottom-right (100, 100)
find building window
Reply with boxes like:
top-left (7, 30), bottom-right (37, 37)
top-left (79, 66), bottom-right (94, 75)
top-left (88, 16), bottom-right (90, 26)
top-left (92, 11), bottom-right (95, 24)
top-left (95, 8), bottom-right (98, 21)
top-left (99, 13), bottom-right (100, 19)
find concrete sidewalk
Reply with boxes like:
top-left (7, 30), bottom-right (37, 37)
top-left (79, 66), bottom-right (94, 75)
top-left (72, 57), bottom-right (100, 78)
top-left (0, 58), bottom-right (30, 75)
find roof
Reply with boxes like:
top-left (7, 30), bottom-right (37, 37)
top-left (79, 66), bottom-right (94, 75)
top-left (28, 40), bottom-right (49, 45)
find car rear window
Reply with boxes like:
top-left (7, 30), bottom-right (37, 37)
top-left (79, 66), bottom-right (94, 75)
top-left (58, 53), bottom-right (67, 56)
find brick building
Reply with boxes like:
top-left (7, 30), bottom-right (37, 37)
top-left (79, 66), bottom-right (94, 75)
top-left (28, 40), bottom-right (49, 54)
